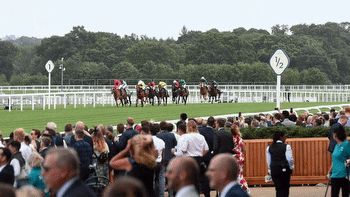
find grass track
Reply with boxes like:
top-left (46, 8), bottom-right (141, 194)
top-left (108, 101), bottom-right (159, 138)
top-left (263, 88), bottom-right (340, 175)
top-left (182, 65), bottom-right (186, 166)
top-left (0, 102), bottom-right (347, 137)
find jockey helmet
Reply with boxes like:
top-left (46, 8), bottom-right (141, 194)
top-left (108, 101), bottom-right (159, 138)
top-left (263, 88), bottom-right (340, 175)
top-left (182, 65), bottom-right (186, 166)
top-left (201, 77), bottom-right (205, 80)
top-left (173, 80), bottom-right (176, 83)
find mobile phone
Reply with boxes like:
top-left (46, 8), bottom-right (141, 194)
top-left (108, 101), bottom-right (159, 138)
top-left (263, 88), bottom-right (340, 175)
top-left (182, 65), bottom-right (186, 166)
top-left (290, 108), bottom-right (293, 113)
top-left (238, 112), bottom-right (241, 117)
top-left (274, 107), bottom-right (278, 110)
top-left (236, 117), bottom-right (238, 121)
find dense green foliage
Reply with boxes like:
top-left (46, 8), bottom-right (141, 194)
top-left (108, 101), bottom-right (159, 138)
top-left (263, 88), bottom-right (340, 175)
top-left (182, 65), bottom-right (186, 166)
top-left (1, 22), bottom-right (350, 85)
top-left (241, 126), bottom-right (350, 139)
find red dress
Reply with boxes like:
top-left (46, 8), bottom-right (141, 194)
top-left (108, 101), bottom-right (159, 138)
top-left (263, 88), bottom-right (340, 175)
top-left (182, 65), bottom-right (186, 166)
top-left (233, 135), bottom-right (250, 193)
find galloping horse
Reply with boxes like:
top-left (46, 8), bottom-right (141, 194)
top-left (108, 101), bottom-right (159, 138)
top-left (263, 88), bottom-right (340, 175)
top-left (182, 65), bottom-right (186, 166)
top-left (199, 82), bottom-right (208, 103)
top-left (208, 82), bottom-right (222, 103)
top-left (111, 87), bottom-right (130, 107)
top-left (172, 83), bottom-right (178, 104)
top-left (146, 85), bottom-right (156, 106)
top-left (136, 84), bottom-right (146, 107)
top-left (177, 87), bottom-right (189, 105)
top-left (157, 86), bottom-right (168, 106)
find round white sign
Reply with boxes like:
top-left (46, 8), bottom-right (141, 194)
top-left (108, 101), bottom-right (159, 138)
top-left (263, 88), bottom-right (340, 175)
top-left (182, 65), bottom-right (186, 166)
top-left (45, 60), bottom-right (55, 73)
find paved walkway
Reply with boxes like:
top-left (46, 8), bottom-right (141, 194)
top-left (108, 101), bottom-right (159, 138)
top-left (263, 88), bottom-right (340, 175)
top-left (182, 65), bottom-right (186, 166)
top-left (166, 185), bottom-right (335, 196)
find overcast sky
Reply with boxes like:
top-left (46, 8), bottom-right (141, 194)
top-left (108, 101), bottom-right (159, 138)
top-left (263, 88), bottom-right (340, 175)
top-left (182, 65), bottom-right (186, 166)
top-left (1, 0), bottom-right (349, 40)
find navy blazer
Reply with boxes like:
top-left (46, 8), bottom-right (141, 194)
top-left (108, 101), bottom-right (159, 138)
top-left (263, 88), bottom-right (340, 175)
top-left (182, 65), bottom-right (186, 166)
top-left (225, 184), bottom-right (250, 197)
top-left (213, 128), bottom-right (234, 155)
top-left (62, 178), bottom-right (96, 197)
top-left (69, 134), bottom-right (93, 148)
top-left (156, 131), bottom-right (177, 163)
top-left (115, 128), bottom-right (140, 151)
top-left (0, 164), bottom-right (15, 185)
top-left (328, 123), bottom-right (343, 153)
top-left (198, 126), bottom-right (215, 163)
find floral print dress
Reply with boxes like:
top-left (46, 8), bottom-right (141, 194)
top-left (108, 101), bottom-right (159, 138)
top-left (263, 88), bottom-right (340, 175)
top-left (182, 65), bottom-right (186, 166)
top-left (233, 135), bottom-right (250, 193)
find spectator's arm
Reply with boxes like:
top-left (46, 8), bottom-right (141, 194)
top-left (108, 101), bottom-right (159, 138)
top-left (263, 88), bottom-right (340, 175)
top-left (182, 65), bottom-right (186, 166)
top-left (285, 144), bottom-right (294, 170)
top-left (266, 146), bottom-right (271, 174)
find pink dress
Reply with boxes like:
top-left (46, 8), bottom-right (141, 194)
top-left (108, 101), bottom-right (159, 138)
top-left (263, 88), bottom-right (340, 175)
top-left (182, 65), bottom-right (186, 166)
top-left (233, 135), bottom-right (250, 193)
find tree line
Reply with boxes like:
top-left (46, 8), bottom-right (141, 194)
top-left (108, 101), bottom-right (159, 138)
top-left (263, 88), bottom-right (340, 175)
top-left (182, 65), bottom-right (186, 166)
top-left (1, 22), bottom-right (349, 86)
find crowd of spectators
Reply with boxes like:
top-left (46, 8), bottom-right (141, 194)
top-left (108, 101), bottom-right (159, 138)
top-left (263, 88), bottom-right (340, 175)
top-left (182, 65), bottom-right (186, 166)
top-left (0, 107), bottom-right (348, 197)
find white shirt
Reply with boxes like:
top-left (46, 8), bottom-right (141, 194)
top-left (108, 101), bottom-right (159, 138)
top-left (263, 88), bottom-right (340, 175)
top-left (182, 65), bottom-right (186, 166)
top-left (178, 133), bottom-right (209, 157)
top-left (0, 141), bottom-right (4, 148)
top-left (174, 136), bottom-right (186, 156)
top-left (20, 142), bottom-right (32, 161)
top-left (175, 185), bottom-right (198, 197)
top-left (266, 140), bottom-right (294, 174)
top-left (152, 136), bottom-right (165, 163)
top-left (220, 181), bottom-right (239, 197)
top-left (10, 158), bottom-right (20, 176)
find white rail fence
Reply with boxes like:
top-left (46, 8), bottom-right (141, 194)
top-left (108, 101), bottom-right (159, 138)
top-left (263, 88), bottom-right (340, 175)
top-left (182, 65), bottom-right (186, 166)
top-left (0, 85), bottom-right (350, 111)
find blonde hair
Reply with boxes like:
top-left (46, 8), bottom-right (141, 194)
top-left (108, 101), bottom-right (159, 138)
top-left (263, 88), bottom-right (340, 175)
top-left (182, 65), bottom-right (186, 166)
top-left (130, 134), bottom-right (156, 169)
top-left (28, 152), bottom-right (44, 168)
top-left (14, 128), bottom-right (25, 141)
top-left (93, 124), bottom-right (107, 153)
top-left (186, 120), bottom-right (199, 133)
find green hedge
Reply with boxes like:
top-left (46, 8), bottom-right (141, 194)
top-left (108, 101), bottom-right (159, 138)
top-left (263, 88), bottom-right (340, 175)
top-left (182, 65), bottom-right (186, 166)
top-left (240, 126), bottom-right (350, 139)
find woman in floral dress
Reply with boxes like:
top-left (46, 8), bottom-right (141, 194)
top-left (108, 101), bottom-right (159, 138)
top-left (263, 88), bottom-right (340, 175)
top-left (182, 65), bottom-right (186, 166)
top-left (230, 124), bottom-right (250, 193)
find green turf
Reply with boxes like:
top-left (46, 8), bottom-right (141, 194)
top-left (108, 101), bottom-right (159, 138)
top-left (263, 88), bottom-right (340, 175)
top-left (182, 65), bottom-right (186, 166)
top-left (0, 102), bottom-right (347, 137)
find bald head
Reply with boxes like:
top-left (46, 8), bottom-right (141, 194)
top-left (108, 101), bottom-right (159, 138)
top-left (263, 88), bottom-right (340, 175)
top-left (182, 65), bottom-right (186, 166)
top-left (206, 153), bottom-right (239, 193)
top-left (165, 156), bottom-right (199, 192)
top-left (75, 121), bottom-right (84, 131)
top-left (47, 122), bottom-right (57, 131)
top-left (196, 118), bottom-right (203, 126)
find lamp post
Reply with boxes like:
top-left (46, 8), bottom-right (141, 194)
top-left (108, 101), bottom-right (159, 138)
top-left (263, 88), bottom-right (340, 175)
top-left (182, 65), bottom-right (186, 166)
top-left (59, 58), bottom-right (65, 92)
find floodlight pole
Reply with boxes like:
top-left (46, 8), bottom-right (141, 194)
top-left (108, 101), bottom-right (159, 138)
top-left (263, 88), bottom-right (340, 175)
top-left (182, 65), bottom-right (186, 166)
top-left (59, 58), bottom-right (65, 92)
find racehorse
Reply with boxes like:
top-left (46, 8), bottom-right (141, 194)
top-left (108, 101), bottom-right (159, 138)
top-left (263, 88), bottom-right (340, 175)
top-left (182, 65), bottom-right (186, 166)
top-left (146, 85), bottom-right (156, 106)
top-left (172, 83), bottom-right (178, 104)
top-left (199, 82), bottom-right (208, 103)
top-left (177, 87), bottom-right (189, 105)
top-left (208, 82), bottom-right (222, 103)
top-left (157, 85), bottom-right (168, 106)
top-left (135, 84), bottom-right (146, 107)
top-left (111, 87), bottom-right (130, 107)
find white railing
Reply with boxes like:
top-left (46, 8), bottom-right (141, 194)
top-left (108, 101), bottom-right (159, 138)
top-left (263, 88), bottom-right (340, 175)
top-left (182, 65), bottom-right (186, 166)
top-left (1, 84), bottom-right (350, 94)
top-left (1, 85), bottom-right (350, 111)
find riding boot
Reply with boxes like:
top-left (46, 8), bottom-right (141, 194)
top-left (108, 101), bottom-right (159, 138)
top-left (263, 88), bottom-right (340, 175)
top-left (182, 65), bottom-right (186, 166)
top-left (119, 89), bottom-right (123, 96)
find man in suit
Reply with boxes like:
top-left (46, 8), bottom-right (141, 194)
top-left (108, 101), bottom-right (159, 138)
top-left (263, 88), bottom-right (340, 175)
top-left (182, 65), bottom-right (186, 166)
top-left (0, 147), bottom-right (15, 185)
top-left (165, 156), bottom-right (200, 197)
top-left (42, 147), bottom-right (96, 197)
top-left (157, 120), bottom-right (178, 197)
top-left (114, 117), bottom-right (140, 151)
top-left (213, 118), bottom-right (234, 155)
top-left (197, 117), bottom-right (215, 197)
top-left (206, 153), bottom-right (249, 197)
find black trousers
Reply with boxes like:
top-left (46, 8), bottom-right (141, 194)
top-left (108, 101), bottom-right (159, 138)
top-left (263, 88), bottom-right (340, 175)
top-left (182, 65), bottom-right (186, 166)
top-left (271, 171), bottom-right (291, 197)
top-left (331, 177), bottom-right (349, 197)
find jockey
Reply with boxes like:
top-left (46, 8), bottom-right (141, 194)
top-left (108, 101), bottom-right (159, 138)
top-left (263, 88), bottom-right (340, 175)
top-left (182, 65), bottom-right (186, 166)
top-left (212, 80), bottom-right (218, 89)
top-left (173, 80), bottom-right (179, 88)
top-left (114, 78), bottom-right (123, 96)
top-left (114, 78), bottom-right (121, 88)
top-left (159, 81), bottom-right (168, 95)
top-left (148, 80), bottom-right (156, 90)
top-left (138, 80), bottom-right (146, 90)
top-left (179, 79), bottom-right (187, 89)
top-left (200, 77), bottom-right (207, 86)
top-left (120, 80), bottom-right (128, 90)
